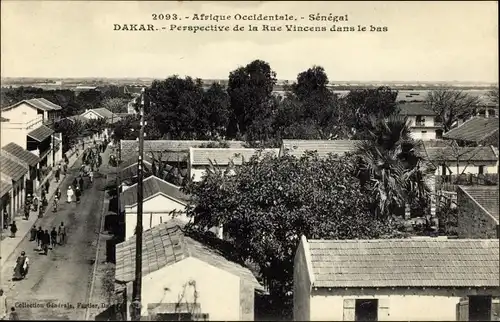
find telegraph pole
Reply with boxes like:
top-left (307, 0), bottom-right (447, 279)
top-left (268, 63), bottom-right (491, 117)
top-left (131, 88), bottom-right (145, 321)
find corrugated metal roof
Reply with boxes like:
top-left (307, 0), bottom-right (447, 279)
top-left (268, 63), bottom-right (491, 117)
top-left (190, 148), bottom-right (279, 166)
top-left (281, 140), bottom-right (363, 158)
top-left (307, 238), bottom-right (499, 288)
top-left (120, 175), bottom-right (190, 208)
top-left (27, 124), bottom-right (54, 142)
top-left (115, 220), bottom-right (263, 291)
top-left (443, 117), bottom-right (499, 143)
top-left (0, 174), bottom-right (12, 196)
top-left (2, 142), bottom-right (40, 166)
top-left (420, 146), bottom-right (498, 162)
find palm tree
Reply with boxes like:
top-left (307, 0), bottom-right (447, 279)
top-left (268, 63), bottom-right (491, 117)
top-left (355, 115), bottom-right (431, 218)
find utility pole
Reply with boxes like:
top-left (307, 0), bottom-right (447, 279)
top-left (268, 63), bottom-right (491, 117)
top-left (131, 87), bottom-right (145, 321)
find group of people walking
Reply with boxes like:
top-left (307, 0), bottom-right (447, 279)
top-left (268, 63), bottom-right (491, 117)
top-left (28, 222), bottom-right (67, 255)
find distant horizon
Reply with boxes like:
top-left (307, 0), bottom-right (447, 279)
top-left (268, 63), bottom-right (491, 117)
top-left (1, 77), bottom-right (498, 86)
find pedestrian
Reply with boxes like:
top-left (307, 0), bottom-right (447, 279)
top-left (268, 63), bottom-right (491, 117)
top-left (0, 289), bottom-right (7, 320)
top-left (42, 230), bottom-right (50, 255)
top-left (8, 307), bottom-right (18, 320)
top-left (32, 195), bottom-right (38, 212)
top-left (12, 251), bottom-right (27, 280)
top-left (63, 162), bottom-right (68, 175)
top-left (2, 209), bottom-right (8, 230)
top-left (36, 227), bottom-right (44, 249)
top-left (72, 177), bottom-right (78, 188)
top-left (44, 180), bottom-right (50, 195)
top-left (66, 186), bottom-right (74, 203)
top-left (55, 188), bottom-right (62, 200)
top-left (9, 222), bottom-right (17, 238)
top-left (55, 167), bottom-right (60, 183)
top-left (38, 204), bottom-right (44, 219)
top-left (78, 176), bottom-right (84, 191)
top-left (23, 205), bottom-right (29, 221)
top-left (29, 226), bottom-right (37, 241)
top-left (88, 171), bottom-right (93, 184)
top-left (75, 186), bottom-right (81, 203)
top-left (50, 227), bottom-right (57, 249)
top-left (58, 222), bottom-right (66, 245)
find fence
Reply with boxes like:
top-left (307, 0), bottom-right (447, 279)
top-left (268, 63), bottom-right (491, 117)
top-left (436, 173), bottom-right (498, 191)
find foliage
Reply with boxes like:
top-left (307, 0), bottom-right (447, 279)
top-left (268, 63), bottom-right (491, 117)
top-left (425, 89), bottom-right (481, 132)
top-left (198, 141), bottom-right (230, 148)
top-left (354, 115), bottom-right (431, 218)
top-left (227, 60), bottom-right (278, 141)
top-left (85, 118), bottom-right (107, 135)
top-left (183, 152), bottom-right (399, 308)
top-left (436, 203), bottom-right (458, 236)
top-left (111, 114), bottom-right (140, 143)
top-left (487, 87), bottom-right (499, 104)
top-left (101, 97), bottom-right (129, 114)
top-left (52, 119), bottom-right (85, 153)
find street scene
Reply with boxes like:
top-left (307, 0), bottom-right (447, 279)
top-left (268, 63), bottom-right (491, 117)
top-left (1, 143), bottom-right (111, 320)
top-left (1, 1), bottom-right (499, 321)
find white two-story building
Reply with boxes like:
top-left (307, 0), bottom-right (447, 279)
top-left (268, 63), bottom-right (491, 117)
top-left (399, 103), bottom-right (443, 140)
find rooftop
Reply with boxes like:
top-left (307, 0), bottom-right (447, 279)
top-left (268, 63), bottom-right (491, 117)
top-left (1, 142), bottom-right (40, 167)
top-left (115, 220), bottom-right (263, 290)
top-left (190, 148), bottom-right (280, 166)
top-left (0, 153), bottom-right (29, 181)
top-left (120, 140), bottom-right (246, 162)
top-left (443, 117), bottom-right (499, 143)
top-left (0, 174), bottom-right (12, 196)
top-left (304, 237), bottom-right (499, 288)
top-left (2, 98), bottom-right (62, 112)
top-left (120, 175), bottom-right (190, 208)
top-left (84, 108), bottom-right (121, 123)
top-left (398, 103), bottom-right (437, 116)
top-left (420, 146), bottom-right (498, 162)
top-left (27, 124), bottom-right (54, 142)
top-left (459, 185), bottom-right (499, 222)
top-left (281, 140), bottom-right (362, 158)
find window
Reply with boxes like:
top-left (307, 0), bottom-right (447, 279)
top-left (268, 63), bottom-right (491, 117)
top-left (488, 109), bottom-right (496, 118)
top-left (416, 116), bottom-right (426, 126)
top-left (355, 299), bottom-right (378, 321)
top-left (479, 109), bottom-right (486, 117)
top-left (435, 129), bottom-right (443, 139)
top-left (478, 165), bottom-right (485, 175)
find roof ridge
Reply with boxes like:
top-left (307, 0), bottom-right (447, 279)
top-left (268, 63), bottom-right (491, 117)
top-left (457, 186), bottom-right (499, 224)
top-left (308, 238), bottom-right (499, 243)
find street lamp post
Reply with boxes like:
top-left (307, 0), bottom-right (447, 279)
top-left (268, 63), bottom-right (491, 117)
top-left (131, 88), bottom-right (145, 321)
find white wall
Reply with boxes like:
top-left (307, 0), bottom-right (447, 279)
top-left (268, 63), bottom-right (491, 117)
top-left (136, 257), bottom-right (241, 320)
top-left (435, 161), bottom-right (497, 175)
top-left (1, 115), bottom-right (43, 149)
top-left (310, 293), bottom-right (461, 321)
top-left (124, 194), bottom-right (188, 239)
top-left (191, 166), bottom-right (236, 182)
top-left (410, 130), bottom-right (437, 141)
top-left (1, 102), bottom-right (39, 124)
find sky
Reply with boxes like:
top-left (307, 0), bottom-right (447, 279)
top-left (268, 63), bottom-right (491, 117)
top-left (1, 1), bottom-right (498, 82)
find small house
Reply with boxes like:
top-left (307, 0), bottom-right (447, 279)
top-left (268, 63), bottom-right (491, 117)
top-left (189, 148), bottom-right (280, 182)
top-left (398, 103), bottom-right (443, 140)
top-left (293, 236), bottom-right (500, 321)
top-left (115, 220), bottom-right (264, 320)
top-left (120, 175), bottom-right (190, 240)
top-left (443, 117), bottom-right (499, 147)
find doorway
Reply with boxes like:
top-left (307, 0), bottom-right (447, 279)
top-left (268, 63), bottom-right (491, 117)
top-left (355, 299), bottom-right (378, 321)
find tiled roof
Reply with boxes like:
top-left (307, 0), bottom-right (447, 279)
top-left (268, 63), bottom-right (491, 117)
top-left (190, 148), bottom-right (280, 166)
top-left (306, 238), bottom-right (500, 288)
top-left (66, 115), bottom-right (88, 123)
top-left (281, 140), bottom-right (363, 158)
top-left (443, 117), bottom-right (499, 143)
top-left (398, 103), bottom-right (437, 116)
top-left (119, 156), bottom-right (155, 183)
top-left (420, 146), bottom-right (498, 162)
top-left (459, 186), bottom-right (499, 222)
top-left (120, 140), bottom-right (246, 162)
top-left (27, 124), bottom-right (54, 142)
top-left (87, 108), bottom-right (121, 123)
top-left (120, 175), bottom-right (190, 208)
top-left (0, 153), bottom-right (28, 181)
top-left (119, 154), bottom-right (154, 171)
top-left (0, 174), bottom-right (12, 196)
top-left (2, 98), bottom-right (62, 111)
top-left (115, 220), bottom-right (263, 291)
top-left (2, 142), bottom-right (40, 166)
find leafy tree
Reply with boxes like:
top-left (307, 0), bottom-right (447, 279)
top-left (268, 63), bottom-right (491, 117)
top-left (111, 114), bottom-right (140, 143)
top-left (487, 87), bottom-right (499, 105)
top-left (195, 83), bottom-right (231, 140)
top-left (76, 89), bottom-right (104, 111)
top-left (342, 86), bottom-right (399, 139)
top-left (198, 141), bottom-right (230, 148)
top-left (52, 118), bottom-right (85, 152)
top-left (425, 89), bottom-right (480, 132)
top-left (101, 97), bottom-right (129, 114)
top-left (227, 60), bottom-right (278, 141)
top-left (355, 115), bottom-right (432, 218)
top-left (85, 118), bottom-right (107, 136)
top-left (183, 152), bottom-right (399, 315)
